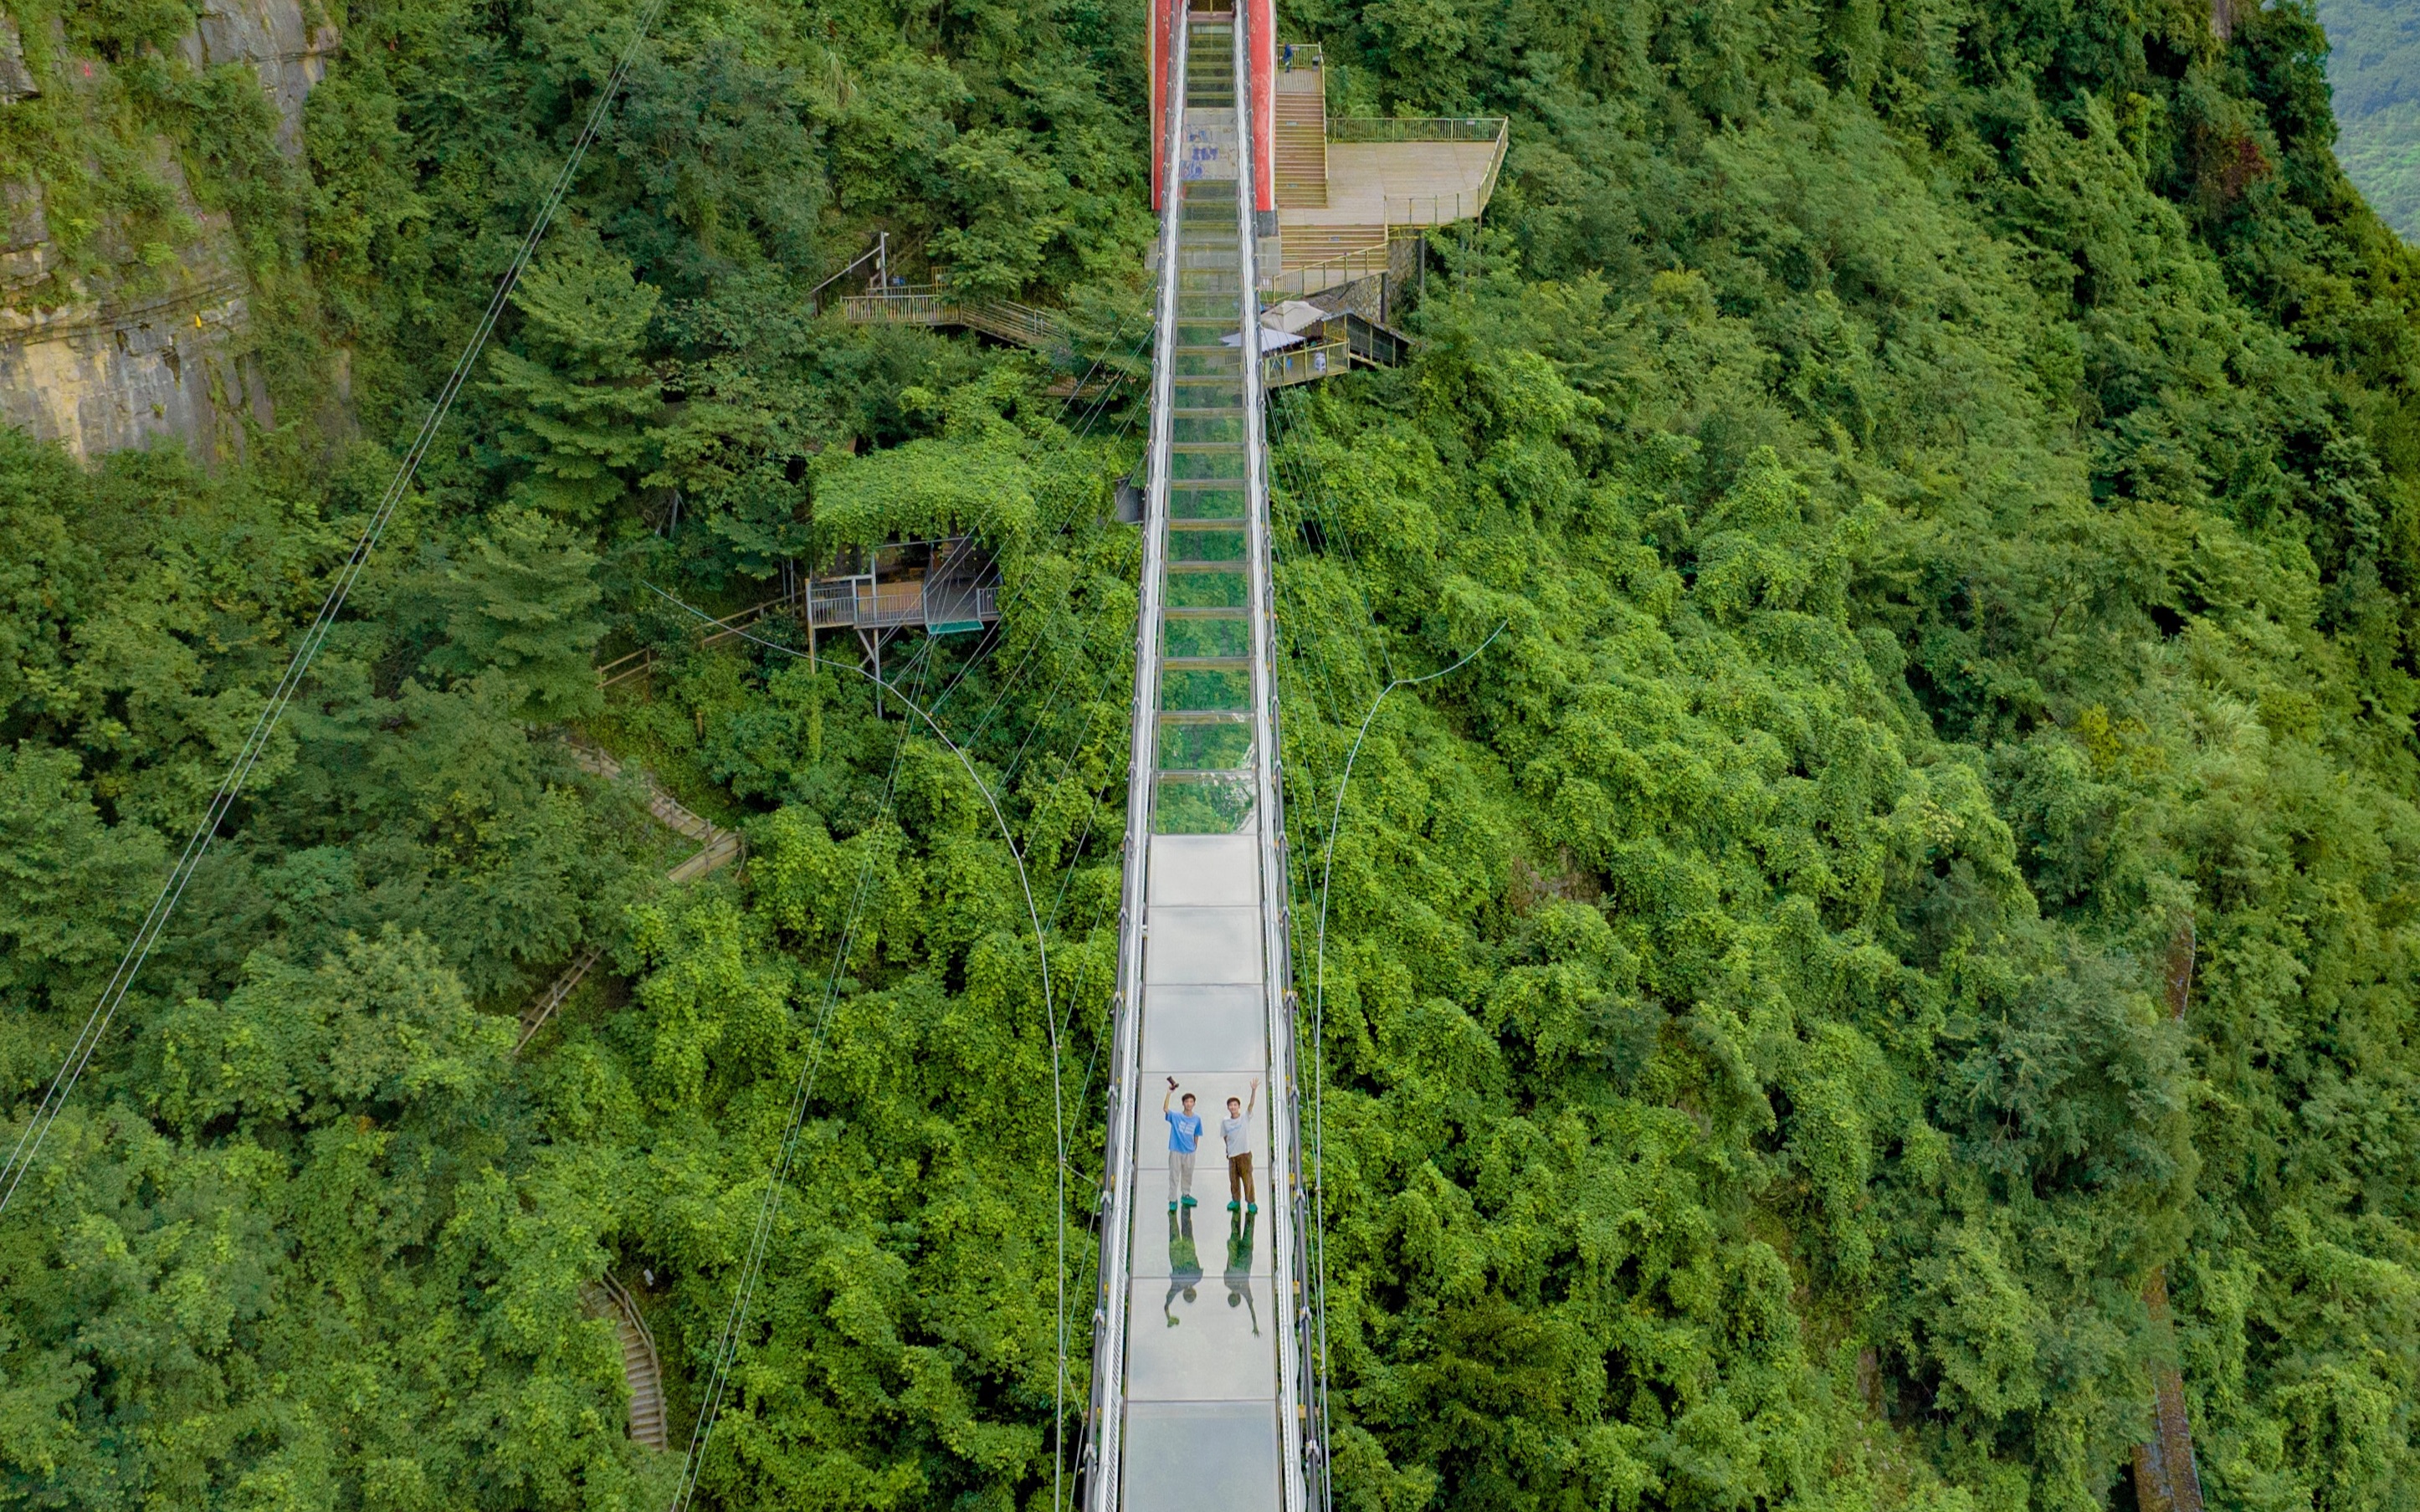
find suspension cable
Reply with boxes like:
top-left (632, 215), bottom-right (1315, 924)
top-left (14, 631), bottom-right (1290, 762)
top-left (1302, 623), bottom-right (1502, 1509)
top-left (0, 0), bottom-right (679, 1221)
top-left (647, 586), bottom-right (1080, 1512)
top-left (663, 632), bottom-right (934, 1512)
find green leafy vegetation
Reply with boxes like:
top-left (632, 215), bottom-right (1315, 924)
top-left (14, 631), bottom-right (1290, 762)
top-left (7, 0), bottom-right (2420, 1507)
top-left (2320, 0), bottom-right (2420, 238)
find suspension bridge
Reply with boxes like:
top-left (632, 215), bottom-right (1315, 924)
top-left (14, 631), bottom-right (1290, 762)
top-left (1086, 3), bottom-right (1307, 1504)
top-left (563, 0), bottom-right (1505, 1499)
top-left (0, 0), bottom-right (1501, 1496)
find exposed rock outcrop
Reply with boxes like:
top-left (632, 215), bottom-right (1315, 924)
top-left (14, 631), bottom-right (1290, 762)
top-left (0, 156), bottom-right (272, 463)
top-left (0, 18), bottom-right (37, 101)
top-left (0, 0), bottom-right (339, 462)
top-left (178, 0), bottom-right (341, 159)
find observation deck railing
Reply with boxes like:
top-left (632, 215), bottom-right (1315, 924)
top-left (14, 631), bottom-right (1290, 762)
top-left (840, 284), bottom-right (1062, 351)
top-left (1264, 336), bottom-right (1349, 387)
top-left (1324, 114), bottom-right (1507, 144)
top-left (1266, 239), bottom-right (1394, 299)
top-left (1265, 114), bottom-right (1508, 296)
top-left (1326, 115), bottom-right (1510, 227)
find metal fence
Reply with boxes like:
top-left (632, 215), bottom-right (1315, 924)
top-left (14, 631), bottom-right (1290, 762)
top-left (1325, 115), bottom-right (1506, 144)
top-left (1264, 338), bottom-right (1348, 387)
top-left (1265, 240), bottom-right (1392, 298)
top-left (839, 285), bottom-right (1061, 351)
top-left (1327, 115), bottom-right (1510, 229)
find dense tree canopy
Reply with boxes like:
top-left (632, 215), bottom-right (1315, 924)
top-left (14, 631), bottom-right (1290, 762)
top-left (5, 0), bottom-right (2420, 1508)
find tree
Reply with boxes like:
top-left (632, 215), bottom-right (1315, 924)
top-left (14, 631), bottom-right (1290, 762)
top-left (485, 236), bottom-right (664, 520)
top-left (423, 505), bottom-right (606, 724)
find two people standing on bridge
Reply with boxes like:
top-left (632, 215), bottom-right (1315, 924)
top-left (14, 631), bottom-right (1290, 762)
top-left (1163, 1076), bottom-right (1259, 1213)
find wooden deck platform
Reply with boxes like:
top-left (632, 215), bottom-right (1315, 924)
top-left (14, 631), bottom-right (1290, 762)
top-left (1314, 139), bottom-right (1502, 225)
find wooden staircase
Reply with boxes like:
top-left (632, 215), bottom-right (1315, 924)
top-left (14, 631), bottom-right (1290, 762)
top-left (584, 1274), bottom-right (669, 1451)
top-left (1279, 223), bottom-right (1387, 269)
top-left (515, 738), bottom-right (745, 1051)
top-left (1274, 60), bottom-right (1326, 208)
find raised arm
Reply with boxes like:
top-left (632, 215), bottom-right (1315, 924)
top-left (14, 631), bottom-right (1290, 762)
top-left (1162, 1077), bottom-right (1177, 1113)
top-left (1247, 1077), bottom-right (1259, 1115)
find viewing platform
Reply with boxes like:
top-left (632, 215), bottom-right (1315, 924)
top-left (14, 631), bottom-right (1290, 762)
top-left (838, 286), bottom-right (1060, 351)
top-left (1266, 45), bottom-right (1506, 294)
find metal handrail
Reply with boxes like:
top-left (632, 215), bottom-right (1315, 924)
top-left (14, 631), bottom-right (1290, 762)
top-left (839, 284), bottom-right (1063, 351)
top-left (1330, 115), bottom-right (1510, 230)
top-left (1268, 109), bottom-right (1507, 296)
top-left (1264, 239), bottom-right (1392, 298)
top-left (596, 1271), bottom-right (660, 1371)
top-left (804, 242), bottom-right (884, 311)
top-left (1264, 338), bottom-right (1348, 388)
top-left (841, 288), bottom-right (949, 322)
top-left (1233, 10), bottom-right (1311, 1509)
top-left (1324, 114), bottom-right (1506, 144)
top-left (1384, 192), bottom-right (1478, 224)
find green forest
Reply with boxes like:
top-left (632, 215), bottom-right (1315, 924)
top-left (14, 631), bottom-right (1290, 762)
top-left (2318, 0), bottom-right (2420, 237)
top-left (7, 0), bottom-right (2420, 1507)
top-left (2313, 0), bottom-right (2410, 237)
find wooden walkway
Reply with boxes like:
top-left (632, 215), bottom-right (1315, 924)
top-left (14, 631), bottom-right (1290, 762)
top-left (514, 739), bottom-right (743, 1053)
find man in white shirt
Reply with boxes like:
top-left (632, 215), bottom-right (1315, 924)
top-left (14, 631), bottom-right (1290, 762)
top-left (1222, 1078), bottom-right (1259, 1214)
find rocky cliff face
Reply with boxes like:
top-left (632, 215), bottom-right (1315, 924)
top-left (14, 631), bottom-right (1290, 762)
top-left (0, 18), bottom-right (36, 102)
top-left (0, 0), bottom-right (337, 464)
top-left (181, 0), bottom-right (341, 157)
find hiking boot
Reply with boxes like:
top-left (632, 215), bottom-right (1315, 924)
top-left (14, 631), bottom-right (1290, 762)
top-left (1227, 1200), bottom-right (1240, 1212)
top-left (1182, 1196), bottom-right (1197, 1207)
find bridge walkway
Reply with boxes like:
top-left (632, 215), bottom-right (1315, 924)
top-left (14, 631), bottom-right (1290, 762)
top-left (1094, 8), bottom-right (1308, 1511)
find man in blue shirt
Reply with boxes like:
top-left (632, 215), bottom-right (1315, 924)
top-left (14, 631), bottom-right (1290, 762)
top-left (1162, 1077), bottom-right (1202, 1211)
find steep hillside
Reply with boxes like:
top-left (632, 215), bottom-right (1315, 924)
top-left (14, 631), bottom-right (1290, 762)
top-left (5, 1), bottom-right (2420, 1509)
top-left (2320, 0), bottom-right (2420, 237)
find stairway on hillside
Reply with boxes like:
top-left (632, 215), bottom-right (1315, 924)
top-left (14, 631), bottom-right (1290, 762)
top-left (583, 1276), bottom-right (668, 1452)
top-left (515, 739), bottom-right (744, 1051)
top-left (1278, 222), bottom-right (1387, 270)
top-left (1274, 59), bottom-right (1325, 208)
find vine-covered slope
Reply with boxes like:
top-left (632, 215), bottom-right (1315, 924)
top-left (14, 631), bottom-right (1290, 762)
top-left (5, 1), bottom-right (2420, 1509)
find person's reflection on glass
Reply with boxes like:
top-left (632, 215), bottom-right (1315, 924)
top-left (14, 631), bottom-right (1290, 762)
top-left (1223, 1208), bottom-right (1259, 1335)
top-left (1163, 1205), bottom-right (1202, 1326)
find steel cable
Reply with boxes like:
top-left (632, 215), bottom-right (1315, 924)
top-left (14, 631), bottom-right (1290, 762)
top-left (0, 0), bottom-right (679, 1219)
top-left (1301, 623), bottom-right (1503, 1512)
top-left (664, 633), bottom-right (934, 1512)
top-left (646, 587), bottom-right (1087, 1512)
